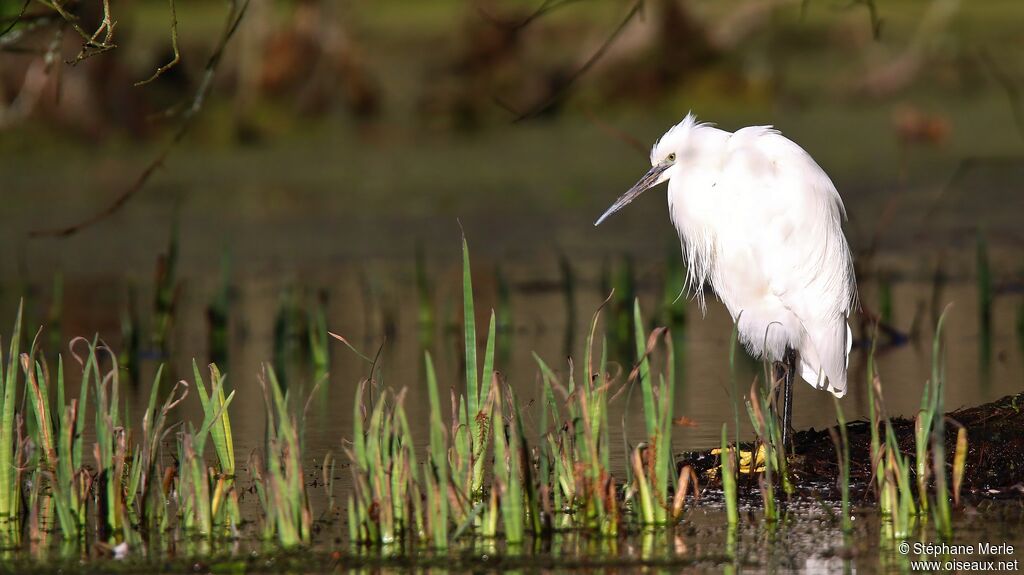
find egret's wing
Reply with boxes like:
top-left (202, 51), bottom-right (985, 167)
top-left (718, 127), bottom-right (857, 395)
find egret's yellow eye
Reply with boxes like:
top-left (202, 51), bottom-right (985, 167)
top-left (667, 153), bottom-right (676, 162)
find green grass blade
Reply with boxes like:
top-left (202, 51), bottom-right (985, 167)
top-left (424, 351), bottom-right (449, 548)
top-left (721, 423), bottom-right (738, 526)
top-left (0, 302), bottom-right (24, 522)
top-left (633, 299), bottom-right (656, 439)
top-left (462, 236), bottom-right (479, 426)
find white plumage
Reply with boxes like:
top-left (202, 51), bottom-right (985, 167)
top-left (596, 113), bottom-right (857, 397)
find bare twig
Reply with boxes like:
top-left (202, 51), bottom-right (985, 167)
top-left (500, 0), bottom-right (645, 122)
top-left (30, 0), bottom-right (251, 238)
top-left (135, 0), bottom-right (180, 87)
top-left (0, 0), bottom-right (32, 39)
top-left (35, 0), bottom-right (119, 64)
top-left (0, 11), bottom-right (58, 50)
top-left (476, 0), bottom-right (589, 32)
top-left (2, 0), bottom-right (113, 62)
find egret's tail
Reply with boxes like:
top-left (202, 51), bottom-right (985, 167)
top-left (798, 321), bottom-right (853, 398)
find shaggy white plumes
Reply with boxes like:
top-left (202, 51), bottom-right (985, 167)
top-left (601, 112), bottom-right (858, 398)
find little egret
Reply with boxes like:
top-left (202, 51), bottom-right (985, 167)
top-left (595, 113), bottom-right (857, 446)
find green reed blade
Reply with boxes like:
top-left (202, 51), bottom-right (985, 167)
top-left (308, 298), bottom-right (329, 379)
top-left (0, 301), bottom-right (23, 522)
top-left (728, 322), bottom-right (741, 450)
top-left (194, 362), bottom-right (235, 474)
top-left (126, 366), bottom-right (162, 512)
top-left (832, 397), bottom-right (851, 534)
top-left (55, 355), bottom-right (65, 426)
top-left (352, 381), bottom-right (367, 471)
top-left (632, 445), bottom-right (655, 524)
top-left (74, 338), bottom-right (97, 472)
top-left (866, 325), bottom-right (884, 505)
top-left (481, 310), bottom-right (496, 406)
top-left (471, 310), bottom-right (497, 495)
top-left (509, 387), bottom-right (541, 534)
top-left (931, 307), bottom-right (952, 538)
top-left (24, 358), bottom-right (55, 469)
top-left (655, 331), bottom-right (677, 523)
top-left (424, 351), bottom-right (449, 548)
top-left (721, 423), bottom-right (738, 526)
top-left (490, 387), bottom-right (523, 542)
top-left (633, 299), bottom-right (656, 440)
top-left (462, 235), bottom-right (479, 428)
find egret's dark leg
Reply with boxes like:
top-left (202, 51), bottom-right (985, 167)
top-left (778, 347), bottom-right (797, 451)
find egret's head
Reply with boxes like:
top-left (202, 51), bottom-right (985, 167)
top-left (595, 113), bottom-right (704, 226)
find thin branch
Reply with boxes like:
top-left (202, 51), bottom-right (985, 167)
top-left (0, 10), bottom-right (58, 50)
top-left (66, 0), bottom-right (117, 64)
top-left (135, 0), bottom-right (180, 87)
top-left (29, 0), bottom-right (251, 238)
top-left (30, 0), bottom-right (117, 64)
top-left (476, 0), bottom-right (589, 32)
top-left (0, 0), bottom-right (32, 39)
top-left (504, 0), bottom-right (644, 123)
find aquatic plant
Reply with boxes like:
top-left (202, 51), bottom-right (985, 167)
top-left (0, 237), bottom-right (991, 562)
top-left (720, 424), bottom-right (739, 526)
top-left (346, 381), bottom-right (422, 546)
top-left (252, 366), bottom-right (312, 546)
top-left (929, 309), bottom-right (952, 538)
top-left (830, 397), bottom-right (852, 534)
top-left (0, 304), bottom-right (23, 529)
top-left (865, 306), bottom-right (963, 541)
top-left (535, 293), bottom-right (616, 533)
top-left (461, 236), bottom-right (493, 498)
top-left (190, 362), bottom-right (240, 532)
top-left (867, 339), bottom-right (918, 540)
top-left (629, 300), bottom-right (678, 525)
top-left (308, 291), bottom-right (330, 383)
top-left (747, 379), bottom-right (780, 522)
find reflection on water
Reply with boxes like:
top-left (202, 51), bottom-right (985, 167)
top-left (4, 496), bottom-right (1023, 572)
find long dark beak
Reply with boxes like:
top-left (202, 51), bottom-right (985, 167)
top-left (594, 163), bottom-right (670, 226)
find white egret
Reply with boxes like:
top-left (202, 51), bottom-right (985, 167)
top-left (595, 113), bottom-right (857, 445)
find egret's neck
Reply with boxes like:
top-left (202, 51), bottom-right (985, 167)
top-left (666, 126), bottom-right (733, 295)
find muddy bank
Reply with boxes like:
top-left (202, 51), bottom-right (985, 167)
top-left (677, 392), bottom-right (1024, 497)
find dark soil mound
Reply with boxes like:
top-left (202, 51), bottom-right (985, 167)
top-left (677, 392), bottom-right (1024, 498)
